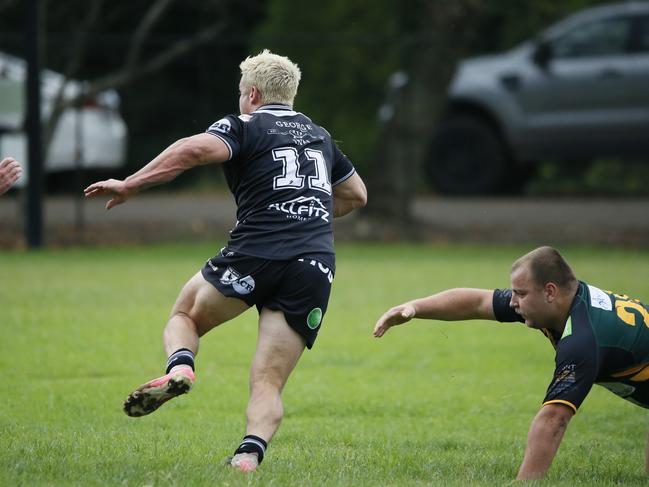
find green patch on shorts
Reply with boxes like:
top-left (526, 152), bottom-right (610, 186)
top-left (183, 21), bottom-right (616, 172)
top-left (307, 308), bottom-right (322, 329)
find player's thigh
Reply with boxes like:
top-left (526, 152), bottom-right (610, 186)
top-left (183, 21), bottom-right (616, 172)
top-left (171, 271), bottom-right (250, 336)
top-left (250, 308), bottom-right (305, 391)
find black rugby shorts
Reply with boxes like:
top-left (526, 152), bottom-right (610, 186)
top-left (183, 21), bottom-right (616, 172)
top-left (200, 248), bottom-right (334, 349)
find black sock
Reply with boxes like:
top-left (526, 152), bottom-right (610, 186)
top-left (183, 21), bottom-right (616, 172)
top-left (234, 435), bottom-right (268, 464)
top-left (166, 348), bottom-right (195, 373)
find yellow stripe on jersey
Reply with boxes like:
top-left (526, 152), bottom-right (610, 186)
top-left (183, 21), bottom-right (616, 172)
top-left (611, 362), bottom-right (649, 379)
top-left (630, 366), bottom-right (649, 382)
top-left (542, 399), bottom-right (577, 414)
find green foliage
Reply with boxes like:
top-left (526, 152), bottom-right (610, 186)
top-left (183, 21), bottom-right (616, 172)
top-left (2, 243), bottom-right (649, 485)
top-left (251, 0), bottom-right (406, 168)
top-left (529, 159), bottom-right (649, 196)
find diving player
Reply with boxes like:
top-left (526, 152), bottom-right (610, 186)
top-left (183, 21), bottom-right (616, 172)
top-left (374, 246), bottom-right (649, 480)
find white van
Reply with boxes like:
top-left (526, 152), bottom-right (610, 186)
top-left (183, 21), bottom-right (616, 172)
top-left (0, 50), bottom-right (127, 187)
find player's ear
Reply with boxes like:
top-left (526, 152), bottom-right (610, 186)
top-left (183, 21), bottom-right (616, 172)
top-left (250, 86), bottom-right (262, 104)
top-left (544, 282), bottom-right (558, 302)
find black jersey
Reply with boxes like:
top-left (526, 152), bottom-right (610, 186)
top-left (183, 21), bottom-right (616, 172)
top-left (206, 104), bottom-right (355, 269)
top-left (493, 282), bottom-right (649, 411)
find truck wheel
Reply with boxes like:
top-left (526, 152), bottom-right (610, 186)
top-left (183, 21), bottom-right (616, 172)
top-left (425, 116), bottom-right (511, 194)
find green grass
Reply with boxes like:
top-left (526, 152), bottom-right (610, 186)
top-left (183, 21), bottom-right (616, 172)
top-left (1, 243), bottom-right (649, 486)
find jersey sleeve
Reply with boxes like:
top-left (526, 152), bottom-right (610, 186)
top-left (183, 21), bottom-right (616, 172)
top-left (492, 289), bottom-right (524, 323)
top-left (331, 144), bottom-right (355, 186)
top-left (542, 324), bottom-right (598, 413)
top-left (205, 115), bottom-right (244, 161)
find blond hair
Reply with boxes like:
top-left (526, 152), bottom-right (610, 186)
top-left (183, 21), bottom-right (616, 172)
top-left (239, 49), bottom-right (301, 107)
top-left (511, 246), bottom-right (577, 289)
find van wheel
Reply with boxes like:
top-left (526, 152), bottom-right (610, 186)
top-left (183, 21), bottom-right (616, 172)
top-left (425, 116), bottom-right (512, 194)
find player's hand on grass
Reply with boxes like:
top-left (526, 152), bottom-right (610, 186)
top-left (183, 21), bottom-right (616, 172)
top-left (84, 179), bottom-right (131, 210)
top-left (373, 304), bottom-right (416, 337)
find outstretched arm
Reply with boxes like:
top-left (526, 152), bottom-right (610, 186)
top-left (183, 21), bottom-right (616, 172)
top-left (373, 288), bottom-right (496, 337)
top-left (517, 403), bottom-right (573, 480)
top-left (333, 172), bottom-right (367, 217)
top-left (84, 133), bottom-right (229, 209)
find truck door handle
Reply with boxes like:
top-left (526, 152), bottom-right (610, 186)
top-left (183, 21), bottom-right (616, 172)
top-left (500, 73), bottom-right (521, 91)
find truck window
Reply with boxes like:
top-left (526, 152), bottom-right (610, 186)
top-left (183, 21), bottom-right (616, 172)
top-left (552, 16), bottom-right (631, 58)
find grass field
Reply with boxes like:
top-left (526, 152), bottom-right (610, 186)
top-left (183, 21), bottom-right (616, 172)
top-left (2, 242), bottom-right (649, 486)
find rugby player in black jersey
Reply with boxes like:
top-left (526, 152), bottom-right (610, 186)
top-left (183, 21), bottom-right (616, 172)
top-left (85, 50), bottom-right (367, 472)
top-left (374, 246), bottom-right (649, 480)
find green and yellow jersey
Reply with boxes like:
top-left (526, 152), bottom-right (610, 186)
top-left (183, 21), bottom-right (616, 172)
top-left (493, 282), bottom-right (649, 412)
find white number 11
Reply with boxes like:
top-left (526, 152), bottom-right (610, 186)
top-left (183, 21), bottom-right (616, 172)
top-left (272, 147), bottom-right (331, 194)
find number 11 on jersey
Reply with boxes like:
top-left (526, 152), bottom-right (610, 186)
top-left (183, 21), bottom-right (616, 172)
top-left (272, 147), bottom-right (331, 194)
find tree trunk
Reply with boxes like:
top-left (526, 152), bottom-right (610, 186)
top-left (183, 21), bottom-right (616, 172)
top-left (361, 1), bottom-right (484, 240)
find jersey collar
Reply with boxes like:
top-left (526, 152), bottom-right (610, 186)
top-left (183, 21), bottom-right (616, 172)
top-left (546, 281), bottom-right (586, 347)
top-left (253, 104), bottom-right (298, 116)
top-left (255, 104), bottom-right (292, 111)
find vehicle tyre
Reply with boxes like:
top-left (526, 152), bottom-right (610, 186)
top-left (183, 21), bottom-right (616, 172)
top-left (425, 116), bottom-right (511, 194)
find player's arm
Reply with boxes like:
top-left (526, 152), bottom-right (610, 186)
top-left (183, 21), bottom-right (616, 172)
top-left (84, 133), bottom-right (229, 209)
top-left (332, 172), bottom-right (367, 217)
top-left (373, 288), bottom-right (495, 337)
top-left (516, 403), bottom-right (574, 480)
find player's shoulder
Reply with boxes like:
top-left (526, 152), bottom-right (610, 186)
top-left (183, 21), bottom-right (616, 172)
top-left (207, 113), bottom-right (246, 135)
top-left (581, 282), bottom-right (613, 311)
top-left (564, 282), bottom-right (607, 343)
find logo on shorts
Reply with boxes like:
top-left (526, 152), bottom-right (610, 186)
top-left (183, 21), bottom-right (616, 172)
top-left (233, 275), bottom-right (255, 295)
top-left (307, 307), bottom-right (322, 329)
top-left (220, 247), bottom-right (237, 258)
top-left (220, 267), bottom-right (241, 284)
top-left (298, 258), bottom-right (334, 284)
top-left (220, 266), bottom-right (255, 295)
